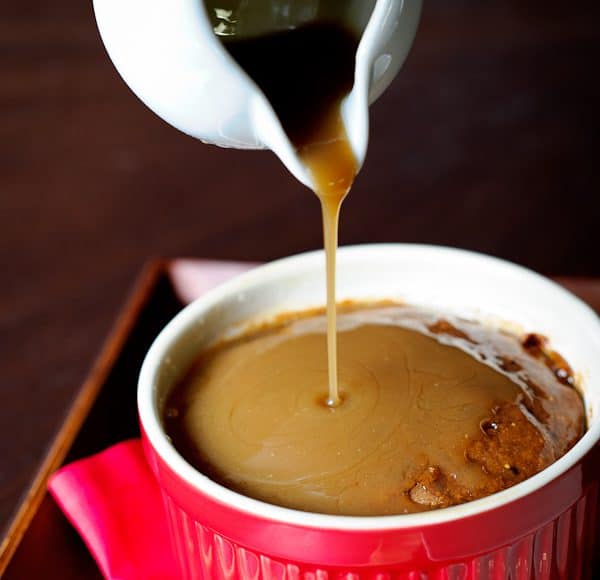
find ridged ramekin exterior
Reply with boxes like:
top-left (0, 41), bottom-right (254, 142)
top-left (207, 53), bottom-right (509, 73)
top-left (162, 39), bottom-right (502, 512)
top-left (144, 436), bottom-right (599, 579)
top-left (138, 246), bottom-right (600, 579)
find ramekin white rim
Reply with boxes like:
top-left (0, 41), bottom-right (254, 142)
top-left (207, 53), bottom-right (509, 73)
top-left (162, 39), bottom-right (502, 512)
top-left (138, 244), bottom-right (600, 531)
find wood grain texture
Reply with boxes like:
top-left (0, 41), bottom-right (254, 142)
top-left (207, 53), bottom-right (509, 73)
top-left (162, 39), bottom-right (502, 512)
top-left (0, 261), bottom-right (164, 573)
top-left (1, 0), bottom-right (599, 552)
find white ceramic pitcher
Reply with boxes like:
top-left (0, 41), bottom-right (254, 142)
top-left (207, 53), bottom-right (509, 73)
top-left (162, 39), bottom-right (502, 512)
top-left (93, 0), bottom-right (422, 188)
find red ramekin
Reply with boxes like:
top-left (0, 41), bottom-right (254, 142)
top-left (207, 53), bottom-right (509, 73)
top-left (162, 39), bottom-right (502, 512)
top-left (139, 245), bottom-right (600, 578)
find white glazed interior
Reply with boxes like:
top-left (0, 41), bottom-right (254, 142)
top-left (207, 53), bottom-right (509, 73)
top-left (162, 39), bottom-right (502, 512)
top-left (139, 244), bottom-right (600, 530)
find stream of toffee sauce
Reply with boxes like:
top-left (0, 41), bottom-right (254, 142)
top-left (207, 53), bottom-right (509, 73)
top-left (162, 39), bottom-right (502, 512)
top-left (167, 21), bottom-right (585, 516)
top-left (224, 23), bottom-right (359, 406)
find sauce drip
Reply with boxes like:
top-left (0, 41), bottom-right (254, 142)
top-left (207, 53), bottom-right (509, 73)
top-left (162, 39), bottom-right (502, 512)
top-left (224, 23), bottom-right (359, 406)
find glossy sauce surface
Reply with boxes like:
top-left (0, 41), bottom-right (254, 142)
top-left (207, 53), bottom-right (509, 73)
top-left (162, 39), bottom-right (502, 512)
top-left (165, 305), bottom-right (585, 515)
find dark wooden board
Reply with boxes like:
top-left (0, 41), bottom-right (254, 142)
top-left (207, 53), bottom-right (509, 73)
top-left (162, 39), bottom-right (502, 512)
top-left (1, 261), bottom-right (599, 578)
top-left (1, 261), bottom-right (182, 578)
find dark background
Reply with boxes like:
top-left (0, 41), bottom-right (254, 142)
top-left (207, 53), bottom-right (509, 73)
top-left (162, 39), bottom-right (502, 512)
top-left (1, 0), bottom-right (599, 538)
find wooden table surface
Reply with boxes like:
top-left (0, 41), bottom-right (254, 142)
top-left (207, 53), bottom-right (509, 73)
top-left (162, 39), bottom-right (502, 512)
top-left (1, 0), bottom-right (599, 546)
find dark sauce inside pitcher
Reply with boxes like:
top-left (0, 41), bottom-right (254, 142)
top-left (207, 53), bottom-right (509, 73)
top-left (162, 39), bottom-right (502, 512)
top-left (219, 20), bottom-right (361, 405)
top-left (224, 22), bottom-right (358, 159)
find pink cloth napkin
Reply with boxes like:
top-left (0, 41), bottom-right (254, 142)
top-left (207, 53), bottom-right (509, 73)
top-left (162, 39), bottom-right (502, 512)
top-left (48, 260), bottom-right (255, 579)
top-left (49, 440), bottom-right (177, 579)
top-left (168, 258), bottom-right (257, 304)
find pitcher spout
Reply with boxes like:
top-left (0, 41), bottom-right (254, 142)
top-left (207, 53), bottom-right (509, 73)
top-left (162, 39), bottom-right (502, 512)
top-left (256, 0), bottom-right (422, 191)
top-left (93, 0), bottom-right (421, 190)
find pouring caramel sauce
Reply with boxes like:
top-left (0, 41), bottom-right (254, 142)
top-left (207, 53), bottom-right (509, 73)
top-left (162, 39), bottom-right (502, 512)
top-left (224, 22), bottom-right (358, 406)
top-left (165, 9), bottom-right (585, 515)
